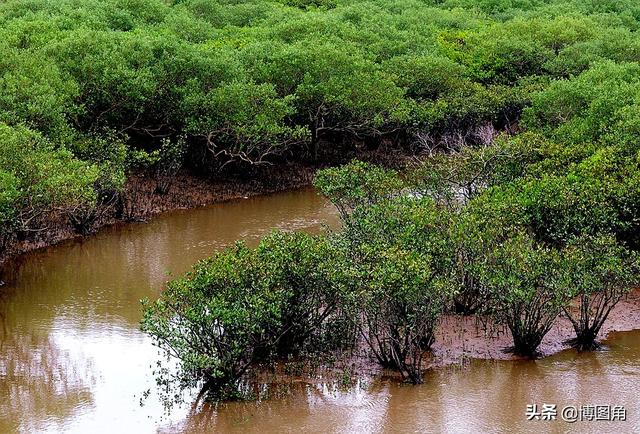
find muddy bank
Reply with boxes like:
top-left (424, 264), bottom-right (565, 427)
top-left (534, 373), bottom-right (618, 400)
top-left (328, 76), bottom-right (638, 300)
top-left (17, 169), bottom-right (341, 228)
top-left (430, 288), bottom-right (640, 365)
top-left (251, 289), bottom-right (640, 389)
top-left (0, 144), bottom-right (414, 269)
top-left (0, 163), bottom-right (316, 268)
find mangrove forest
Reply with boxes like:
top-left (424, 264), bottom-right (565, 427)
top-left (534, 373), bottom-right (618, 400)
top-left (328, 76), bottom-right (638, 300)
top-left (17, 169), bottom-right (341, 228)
top-left (1, 0), bottom-right (640, 431)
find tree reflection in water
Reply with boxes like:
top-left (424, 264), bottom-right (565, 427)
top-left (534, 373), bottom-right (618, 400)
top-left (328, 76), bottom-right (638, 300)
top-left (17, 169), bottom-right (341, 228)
top-left (0, 319), bottom-right (94, 433)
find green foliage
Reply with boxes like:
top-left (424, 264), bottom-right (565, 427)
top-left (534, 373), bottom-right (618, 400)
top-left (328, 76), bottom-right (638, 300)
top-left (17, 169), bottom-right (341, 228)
top-left (278, 0), bottom-right (336, 10)
top-left (0, 123), bottom-right (98, 238)
top-left (356, 246), bottom-right (449, 382)
top-left (464, 145), bottom-right (640, 247)
top-left (316, 161), bottom-right (456, 382)
top-left (142, 241), bottom-right (275, 405)
top-left (410, 132), bottom-right (547, 208)
top-left (557, 234), bottom-right (639, 350)
top-left (2, 0), bottom-right (640, 249)
top-left (313, 160), bottom-right (404, 221)
top-left (0, 49), bottom-right (78, 139)
top-left (341, 196), bottom-right (456, 382)
top-left (386, 55), bottom-right (468, 101)
top-left (183, 81), bottom-right (307, 168)
top-left (0, 171), bottom-right (20, 246)
top-left (70, 132), bottom-right (129, 194)
top-left (523, 61), bottom-right (640, 148)
top-left (141, 231), bottom-right (351, 405)
top-left (154, 136), bottom-right (187, 194)
top-left (473, 232), bottom-right (567, 357)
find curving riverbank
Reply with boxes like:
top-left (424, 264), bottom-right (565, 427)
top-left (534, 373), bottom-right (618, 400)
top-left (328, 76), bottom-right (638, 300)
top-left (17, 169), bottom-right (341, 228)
top-left (0, 163), bottom-right (316, 268)
top-left (0, 185), bottom-right (638, 433)
top-left (0, 146), bottom-right (412, 269)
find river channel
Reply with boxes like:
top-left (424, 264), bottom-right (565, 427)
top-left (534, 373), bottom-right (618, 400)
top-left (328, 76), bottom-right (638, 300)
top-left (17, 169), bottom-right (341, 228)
top-left (0, 187), bottom-right (637, 433)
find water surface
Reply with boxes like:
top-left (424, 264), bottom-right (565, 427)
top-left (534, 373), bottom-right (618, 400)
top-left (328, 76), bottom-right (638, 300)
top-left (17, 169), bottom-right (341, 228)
top-left (0, 188), bottom-right (338, 433)
top-left (0, 187), bottom-right (638, 433)
top-left (172, 330), bottom-right (640, 433)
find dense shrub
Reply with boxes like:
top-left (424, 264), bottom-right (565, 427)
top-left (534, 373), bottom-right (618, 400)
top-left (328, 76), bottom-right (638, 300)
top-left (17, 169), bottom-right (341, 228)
top-left (343, 197), bottom-right (456, 382)
top-left (0, 123), bottom-right (98, 245)
top-left (557, 234), bottom-right (639, 350)
top-left (141, 231), bottom-right (352, 404)
top-left (4, 0), bottom-right (640, 248)
top-left (473, 232), bottom-right (567, 357)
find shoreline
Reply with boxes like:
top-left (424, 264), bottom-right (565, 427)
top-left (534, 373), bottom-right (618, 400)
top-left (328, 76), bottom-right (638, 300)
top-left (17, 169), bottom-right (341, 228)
top-left (2, 157), bottom-right (638, 388)
top-left (0, 163), bottom-right (316, 269)
top-left (429, 287), bottom-right (640, 366)
top-left (256, 288), bottom-right (640, 387)
top-left (0, 147), bottom-right (413, 269)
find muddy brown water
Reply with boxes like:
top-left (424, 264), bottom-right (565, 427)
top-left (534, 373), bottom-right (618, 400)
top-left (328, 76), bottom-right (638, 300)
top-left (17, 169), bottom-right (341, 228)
top-left (0, 187), bottom-right (638, 433)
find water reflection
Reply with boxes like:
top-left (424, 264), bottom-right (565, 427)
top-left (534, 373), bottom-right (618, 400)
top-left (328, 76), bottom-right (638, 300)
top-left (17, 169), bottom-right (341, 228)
top-left (0, 326), bottom-right (94, 433)
top-left (0, 187), bottom-right (638, 433)
top-left (0, 188), bottom-right (339, 433)
top-left (162, 331), bottom-right (640, 434)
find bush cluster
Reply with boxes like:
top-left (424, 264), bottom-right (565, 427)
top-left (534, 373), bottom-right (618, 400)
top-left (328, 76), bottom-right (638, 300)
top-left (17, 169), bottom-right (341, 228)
top-left (5, 0), bottom-right (640, 250)
top-left (132, 0), bottom-right (640, 405)
top-left (143, 153), bottom-right (639, 405)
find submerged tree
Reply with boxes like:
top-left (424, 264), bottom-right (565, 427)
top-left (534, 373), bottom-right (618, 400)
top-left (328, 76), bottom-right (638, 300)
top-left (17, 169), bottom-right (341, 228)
top-left (317, 162), bottom-right (455, 382)
top-left (476, 232), bottom-right (568, 358)
top-left (141, 242), bottom-right (273, 404)
top-left (141, 231), bottom-right (350, 406)
top-left (252, 231), bottom-right (353, 357)
top-left (352, 245), bottom-right (452, 383)
top-left (557, 234), bottom-right (639, 351)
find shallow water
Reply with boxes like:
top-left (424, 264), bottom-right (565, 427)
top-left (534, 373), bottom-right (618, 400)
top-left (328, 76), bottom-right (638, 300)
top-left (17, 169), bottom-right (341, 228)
top-left (170, 330), bottom-right (640, 433)
top-left (0, 187), bottom-right (638, 433)
top-left (0, 188), bottom-right (338, 433)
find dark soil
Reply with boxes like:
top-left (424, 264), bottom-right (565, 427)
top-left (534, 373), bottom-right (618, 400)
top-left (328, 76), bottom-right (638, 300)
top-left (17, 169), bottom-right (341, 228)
top-left (0, 163), bottom-right (316, 267)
